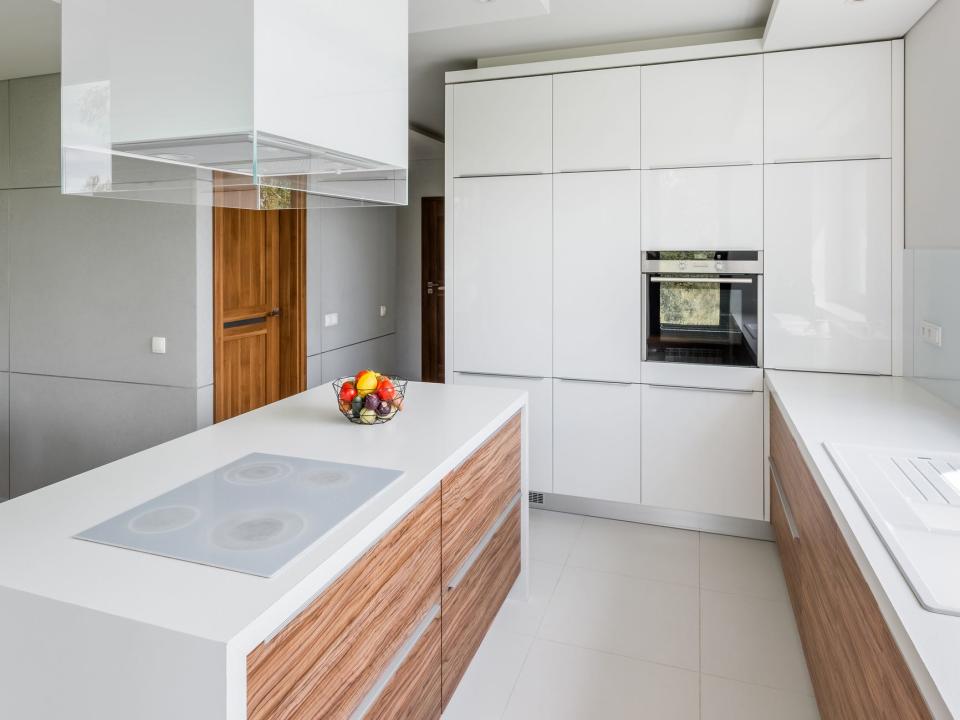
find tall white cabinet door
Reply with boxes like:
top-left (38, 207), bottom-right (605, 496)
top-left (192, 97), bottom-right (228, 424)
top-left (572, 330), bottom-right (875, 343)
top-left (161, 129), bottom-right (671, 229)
top-left (454, 373), bottom-right (553, 493)
top-left (553, 379), bottom-right (641, 504)
top-left (553, 67), bottom-right (642, 172)
top-left (764, 42), bottom-right (892, 163)
top-left (641, 165), bottom-right (763, 251)
top-left (453, 76), bottom-right (553, 177)
top-left (764, 160), bottom-right (892, 374)
top-left (453, 175), bottom-right (553, 377)
top-left (641, 385), bottom-right (763, 520)
top-left (640, 55), bottom-right (763, 169)
top-left (554, 171), bottom-right (643, 383)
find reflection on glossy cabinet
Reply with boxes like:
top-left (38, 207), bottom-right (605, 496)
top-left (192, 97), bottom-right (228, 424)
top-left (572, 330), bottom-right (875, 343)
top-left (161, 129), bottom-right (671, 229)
top-left (553, 379), bottom-right (641, 505)
top-left (554, 171), bottom-right (643, 383)
top-left (453, 373), bottom-right (553, 494)
top-left (453, 76), bottom-right (552, 177)
top-left (641, 165), bottom-right (763, 251)
top-left (553, 67), bottom-right (642, 172)
top-left (453, 175), bottom-right (553, 378)
top-left (640, 55), bottom-right (763, 169)
top-left (764, 160), bottom-right (892, 375)
top-left (764, 42), bottom-right (892, 163)
top-left (641, 384), bottom-right (763, 520)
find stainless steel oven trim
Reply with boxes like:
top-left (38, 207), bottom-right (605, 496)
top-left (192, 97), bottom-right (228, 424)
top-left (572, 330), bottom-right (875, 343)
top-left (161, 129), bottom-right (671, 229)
top-left (641, 273), bottom-right (650, 362)
top-left (650, 277), bottom-right (754, 284)
top-left (642, 250), bottom-right (763, 275)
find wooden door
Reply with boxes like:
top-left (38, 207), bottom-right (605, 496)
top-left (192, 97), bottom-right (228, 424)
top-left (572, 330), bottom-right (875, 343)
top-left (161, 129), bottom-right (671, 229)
top-left (421, 197), bottom-right (445, 383)
top-left (214, 203), bottom-right (306, 423)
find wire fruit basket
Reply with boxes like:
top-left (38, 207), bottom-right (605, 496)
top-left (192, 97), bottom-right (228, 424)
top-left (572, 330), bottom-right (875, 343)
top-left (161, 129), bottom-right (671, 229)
top-left (333, 374), bottom-right (407, 425)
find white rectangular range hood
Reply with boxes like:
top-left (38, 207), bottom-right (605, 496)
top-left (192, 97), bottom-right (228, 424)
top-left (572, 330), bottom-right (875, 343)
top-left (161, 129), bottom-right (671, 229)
top-left (60, 0), bottom-right (408, 209)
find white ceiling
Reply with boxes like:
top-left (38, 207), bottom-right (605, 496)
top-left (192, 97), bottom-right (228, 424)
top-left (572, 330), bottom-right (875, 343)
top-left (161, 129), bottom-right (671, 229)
top-left (0, 0), bottom-right (59, 81)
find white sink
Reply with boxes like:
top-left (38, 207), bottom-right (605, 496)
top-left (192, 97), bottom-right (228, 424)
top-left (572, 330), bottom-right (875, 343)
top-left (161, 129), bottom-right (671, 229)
top-left (826, 443), bottom-right (960, 617)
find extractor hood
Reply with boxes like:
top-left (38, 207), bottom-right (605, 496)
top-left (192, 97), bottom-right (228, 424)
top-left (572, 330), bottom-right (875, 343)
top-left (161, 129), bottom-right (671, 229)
top-left (60, 0), bottom-right (408, 209)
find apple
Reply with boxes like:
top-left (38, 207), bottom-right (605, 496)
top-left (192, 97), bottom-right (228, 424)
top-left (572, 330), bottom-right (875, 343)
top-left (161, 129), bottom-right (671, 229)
top-left (338, 381), bottom-right (357, 405)
top-left (376, 377), bottom-right (397, 402)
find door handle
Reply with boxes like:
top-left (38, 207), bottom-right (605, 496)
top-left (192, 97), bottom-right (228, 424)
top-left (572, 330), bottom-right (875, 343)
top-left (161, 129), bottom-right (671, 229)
top-left (223, 308), bottom-right (280, 329)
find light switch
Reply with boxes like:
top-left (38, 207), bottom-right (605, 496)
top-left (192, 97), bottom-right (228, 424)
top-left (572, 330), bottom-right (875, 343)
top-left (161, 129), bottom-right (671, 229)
top-left (379, 305), bottom-right (388, 318)
top-left (151, 336), bottom-right (167, 354)
top-left (324, 313), bottom-right (339, 328)
top-left (920, 321), bottom-right (943, 348)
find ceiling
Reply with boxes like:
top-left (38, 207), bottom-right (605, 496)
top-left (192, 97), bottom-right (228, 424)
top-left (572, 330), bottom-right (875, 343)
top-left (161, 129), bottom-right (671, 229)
top-left (0, 0), bottom-right (943, 141)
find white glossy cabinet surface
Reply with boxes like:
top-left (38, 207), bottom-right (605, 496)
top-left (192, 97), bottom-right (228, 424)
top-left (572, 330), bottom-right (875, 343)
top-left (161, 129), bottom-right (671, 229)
top-left (553, 379), bottom-right (642, 504)
top-left (764, 42), bottom-right (892, 163)
top-left (554, 171), bottom-right (643, 383)
top-left (641, 385), bottom-right (763, 520)
top-left (640, 55), bottom-right (763, 169)
top-left (641, 165), bottom-right (763, 251)
top-left (454, 373), bottom-right (553, 493)
top-left (553, 67), bottom-right (642, 172)
top-left (453, 76), bottom-right (552, 177)
top-left (453, 175), bottom-right (553, 377)
top-left (764, 160), bottom-right (892, 375)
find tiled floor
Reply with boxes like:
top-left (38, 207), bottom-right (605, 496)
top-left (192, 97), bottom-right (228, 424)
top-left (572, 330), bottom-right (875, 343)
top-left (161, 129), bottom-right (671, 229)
top-left (443, 509), bottom-right (821, 720)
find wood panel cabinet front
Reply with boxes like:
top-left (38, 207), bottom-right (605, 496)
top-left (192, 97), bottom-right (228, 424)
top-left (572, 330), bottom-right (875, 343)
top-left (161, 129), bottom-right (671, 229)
top-left (441, 503), bottom-right (522, 710)
top-left (769, 399), bottom-right (930, 720)
top-left (246, 489), bottom-right (441, 720)
top-left (442, 413), bottom-right (522, 589)
top-left (364, 617), bottom-right (441, 720)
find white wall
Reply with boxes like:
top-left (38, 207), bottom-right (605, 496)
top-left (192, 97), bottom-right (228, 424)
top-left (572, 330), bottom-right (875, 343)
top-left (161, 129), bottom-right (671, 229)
top-left (0, 74), bottom-right (212, 498)
top-left (395, 132), bottom-right (444, 381)
top-left (906, 0), bottom-right (960, 249)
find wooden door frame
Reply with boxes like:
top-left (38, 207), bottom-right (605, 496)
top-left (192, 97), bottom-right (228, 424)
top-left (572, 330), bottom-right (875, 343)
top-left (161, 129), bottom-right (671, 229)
top-left (213, 198), bottom-right (307, 422)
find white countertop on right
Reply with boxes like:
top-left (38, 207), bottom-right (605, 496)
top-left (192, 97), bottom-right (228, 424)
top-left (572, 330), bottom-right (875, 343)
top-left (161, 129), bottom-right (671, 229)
top-left (765, 370), bottom-right (960, 720)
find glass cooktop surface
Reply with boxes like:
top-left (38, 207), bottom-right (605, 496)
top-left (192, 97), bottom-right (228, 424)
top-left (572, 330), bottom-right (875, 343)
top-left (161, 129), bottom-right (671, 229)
top-left (75, 453), bottom-right (404, 578)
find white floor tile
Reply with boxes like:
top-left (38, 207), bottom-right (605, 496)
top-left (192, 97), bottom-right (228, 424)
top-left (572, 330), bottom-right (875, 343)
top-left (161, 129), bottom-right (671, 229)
top-left (529, 509), bottom-right (584, 565)
top-left (494, 560), bottom-right (563, 636)
top-left (701, 589), bottom-right (813, 694)
top-left (568, 516), bottom-right (700, 587)
top-left (700, 533), bottom-right (789, 601)
top-left (701, 674), bottom-right (821, 720)
top-left (442, 627), bottom-right (535, 720)
top-left (502, 639), bottom-right (699, 720)
top-left (538, 565), bottom-right (700, 671)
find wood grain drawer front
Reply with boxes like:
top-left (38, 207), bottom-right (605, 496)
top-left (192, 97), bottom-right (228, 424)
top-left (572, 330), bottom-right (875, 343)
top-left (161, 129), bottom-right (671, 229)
top-left (246, 489), bottom-right (441, 720)
top-left (363, 614), bottom-right (441, 720)
top-left (769, 399), bottom-right (930, 720)
top-left (442, 413), bottom-right (521, 588)
top-left (441, 501), bottom-right (521, 710)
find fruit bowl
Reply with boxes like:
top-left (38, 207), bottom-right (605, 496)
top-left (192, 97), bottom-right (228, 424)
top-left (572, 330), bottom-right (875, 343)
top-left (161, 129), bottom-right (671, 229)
top-left (333, 371), bottom-right (407, 425)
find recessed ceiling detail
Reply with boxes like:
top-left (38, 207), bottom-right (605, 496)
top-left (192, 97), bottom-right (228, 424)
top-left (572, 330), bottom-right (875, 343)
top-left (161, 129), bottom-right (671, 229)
top-left (410, 0), bottom-right (551, 34)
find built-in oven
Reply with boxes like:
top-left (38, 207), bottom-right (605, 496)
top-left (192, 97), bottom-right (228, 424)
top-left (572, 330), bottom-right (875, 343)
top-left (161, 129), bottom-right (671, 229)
top-left (642, 251), bottom-right (763, 368)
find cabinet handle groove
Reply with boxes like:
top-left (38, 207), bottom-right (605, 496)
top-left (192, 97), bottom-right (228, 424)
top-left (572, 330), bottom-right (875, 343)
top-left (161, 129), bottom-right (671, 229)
top-left (447, 493), bottom-right (521, 591)
top-left (770, 457), bottom-right (800, 541)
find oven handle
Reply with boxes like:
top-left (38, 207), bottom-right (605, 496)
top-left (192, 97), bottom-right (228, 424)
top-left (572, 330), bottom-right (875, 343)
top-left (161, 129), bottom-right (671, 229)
top-left (650, 277), bottom-right (754, 284)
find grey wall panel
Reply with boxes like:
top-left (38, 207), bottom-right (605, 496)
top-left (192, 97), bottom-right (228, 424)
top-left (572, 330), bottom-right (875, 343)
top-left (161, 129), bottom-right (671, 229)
top-left (10, 373), bottom-right (198, 497)
top-left (9, 188), bottom-right (201, 387)
top-left (307, 353), bottom-right (323, 389)
top-left (319, 207), bottom-right (397, 353)
top-left (196, 384), bottom-right (213, 430)
top-left (0, 372), bottom-right (8, 501)
top-left (0, 81), bottom-right (10, 189)
top-left (319, 334), bottom-right (397, 384)
top-left (9, 74), bottom-right (60, 189)
top-left (0, 191), bottom-right (9, 372)
top-left (195, 203), bottom-right (214, 387)
top-left (306, 208), bottom-right (323, 357)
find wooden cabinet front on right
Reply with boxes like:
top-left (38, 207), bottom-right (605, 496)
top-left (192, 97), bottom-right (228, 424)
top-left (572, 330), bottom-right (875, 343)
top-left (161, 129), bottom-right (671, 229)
top-left (769, 398), bottom-right (931, 720)
top-left (764, 159), bottom-right (893, 375)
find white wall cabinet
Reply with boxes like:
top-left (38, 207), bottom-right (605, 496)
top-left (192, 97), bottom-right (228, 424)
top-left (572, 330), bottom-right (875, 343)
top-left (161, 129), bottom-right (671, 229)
top-left (453, 76), bottom-right (552, 177)
top-left (553, 67), bottom-right (642, 172)
top-left (553, 379), bottom-right (641, 504)
top-left (764, 160), bottom-right (892, 375)
top-left (554, 171), bottom-right (643, 382)
top-left (640, 55), bottom-right (763, 169)
top-left (453, 175), bottom-right (552, 377)
top-left (641, 384), bottom-right (763, 520)
top-left (764, 42), bottom-right (892, 163)
top-left (641, 165), bottom-right (763, 251)
top-left (454, 373), bottom-right (553, 493)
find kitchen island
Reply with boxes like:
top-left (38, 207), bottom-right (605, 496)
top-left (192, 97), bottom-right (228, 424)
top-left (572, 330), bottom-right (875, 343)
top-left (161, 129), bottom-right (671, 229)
top-left (0, 381), bottom-right (528, 720)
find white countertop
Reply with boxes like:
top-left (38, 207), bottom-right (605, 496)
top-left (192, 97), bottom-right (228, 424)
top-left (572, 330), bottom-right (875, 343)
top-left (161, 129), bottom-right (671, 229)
top-left (0, 381), bottom-right (527, 654)
top-left (765, 371), bottom-right (960, 720)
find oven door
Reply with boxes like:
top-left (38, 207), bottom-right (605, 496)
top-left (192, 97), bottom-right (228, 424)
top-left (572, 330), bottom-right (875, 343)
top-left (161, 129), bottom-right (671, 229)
top-left (643, 274), bottom-right (762, 367)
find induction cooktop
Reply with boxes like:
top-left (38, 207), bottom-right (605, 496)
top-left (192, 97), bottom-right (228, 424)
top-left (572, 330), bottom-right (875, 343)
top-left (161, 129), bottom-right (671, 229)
top-left (74, 453), bottom-right (404, 578)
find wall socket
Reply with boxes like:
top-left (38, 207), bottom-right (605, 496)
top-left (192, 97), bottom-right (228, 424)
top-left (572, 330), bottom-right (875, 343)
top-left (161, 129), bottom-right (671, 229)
top-left (324, 313), bottom-right (339, 328)
top-left (379, 305), bottom-right (388, 318)
top-left (920, 321), bottom-right (943, 347)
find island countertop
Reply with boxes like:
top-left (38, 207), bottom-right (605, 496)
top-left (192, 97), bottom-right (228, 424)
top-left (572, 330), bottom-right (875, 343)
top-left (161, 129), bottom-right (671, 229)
top-left (0, 381), bottom-right (528, 720)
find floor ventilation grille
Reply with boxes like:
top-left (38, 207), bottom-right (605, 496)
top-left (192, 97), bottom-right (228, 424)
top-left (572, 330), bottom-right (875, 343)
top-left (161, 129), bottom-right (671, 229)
top-left (529, 491), bottom-right (544, 505)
